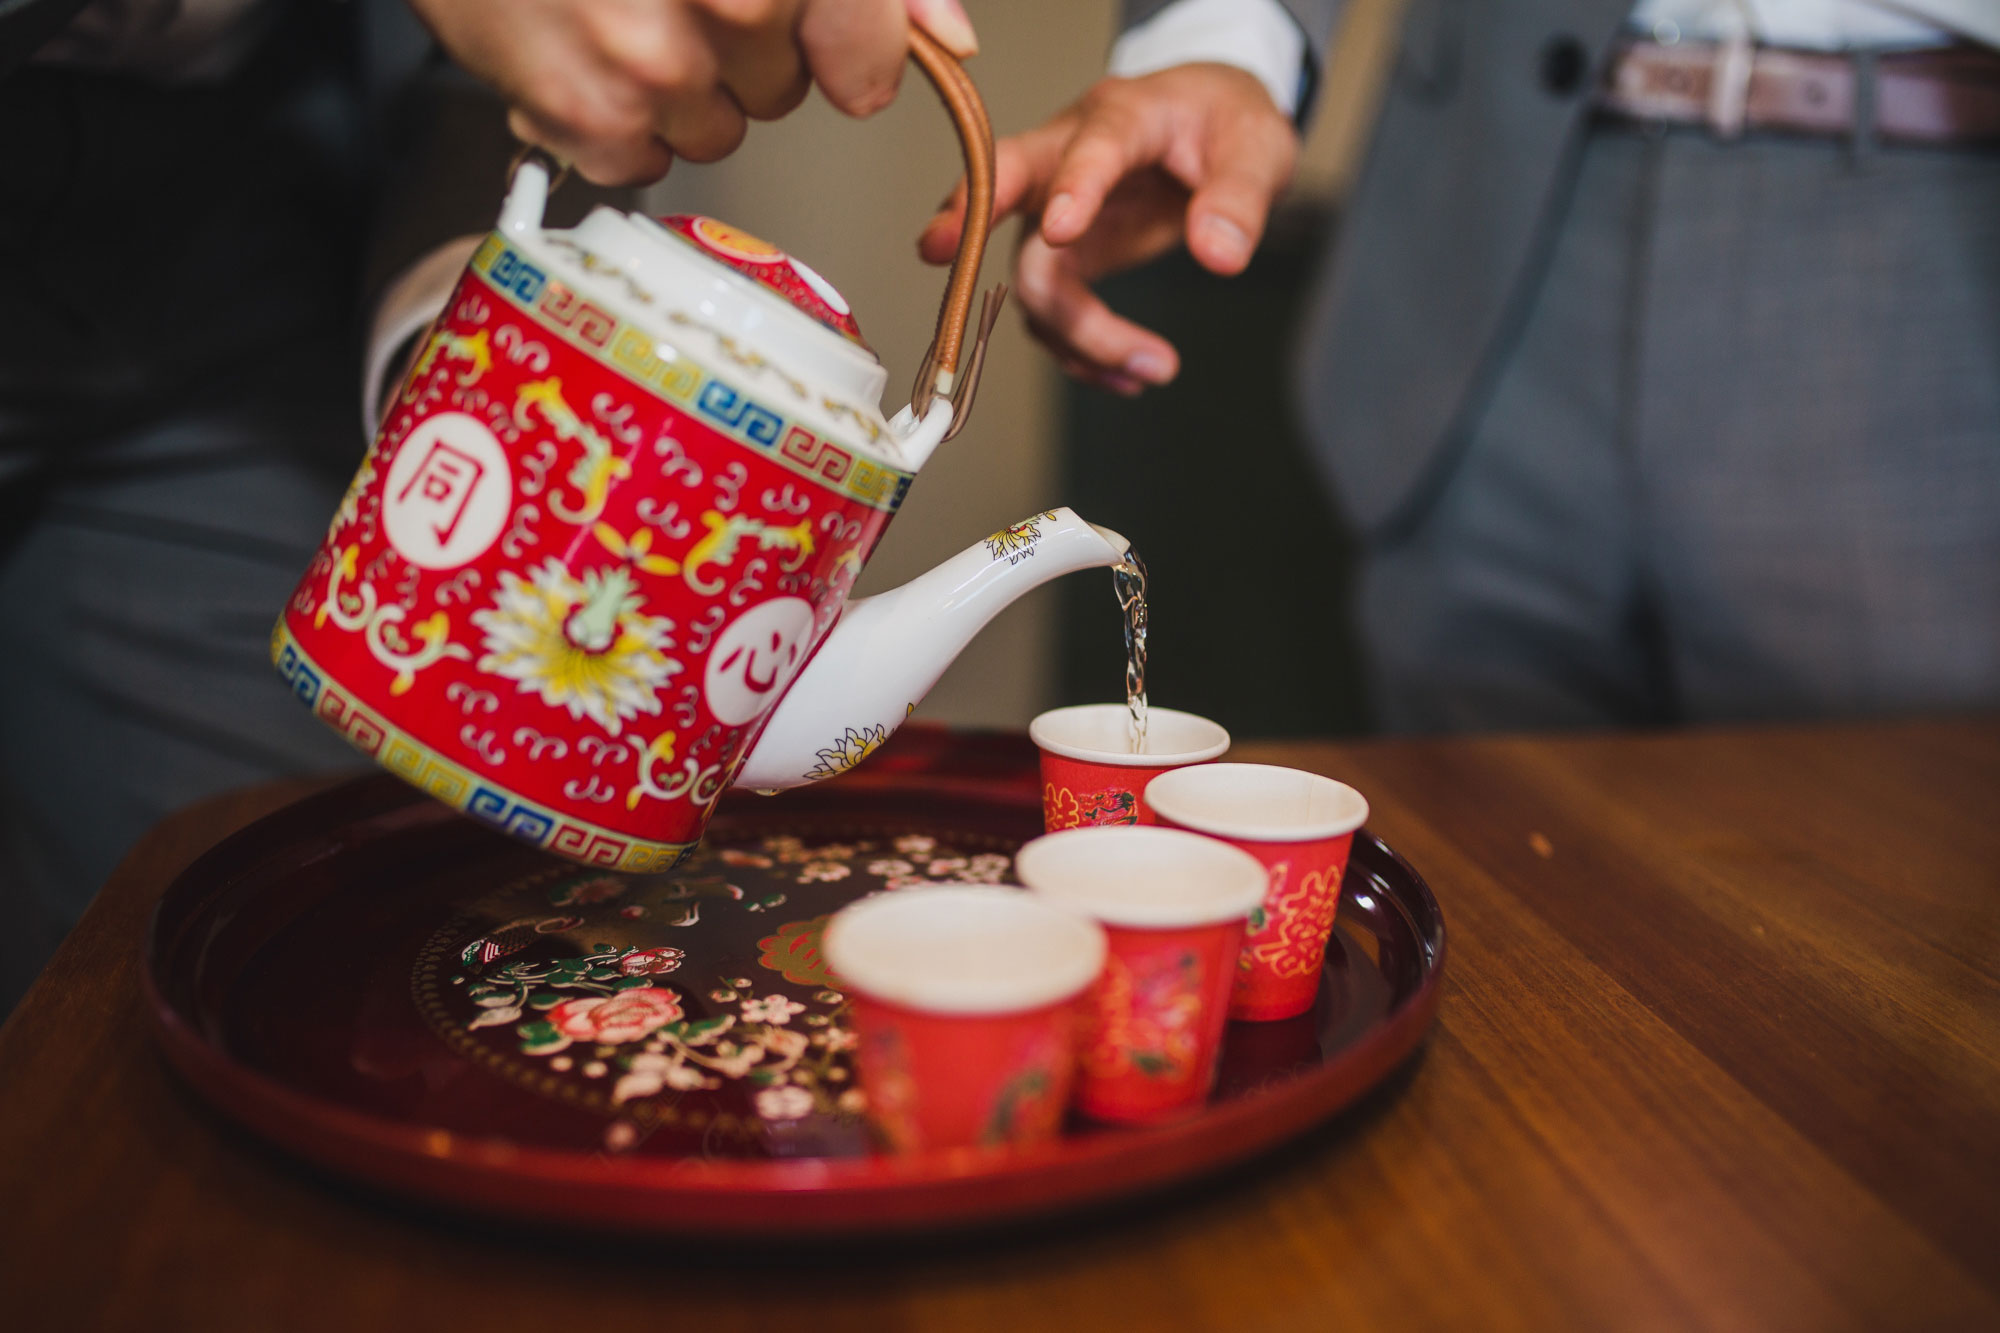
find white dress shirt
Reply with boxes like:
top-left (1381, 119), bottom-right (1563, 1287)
top-left (1109, 0), bottom-right (1312, 116)
top-left (1109, 0), bottom-right (1998, 117)
top-left (1628, 1), bottom-right (1998, 50)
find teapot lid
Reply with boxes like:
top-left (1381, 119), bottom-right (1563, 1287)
top-left (654, 215), bottom-right (869, 350)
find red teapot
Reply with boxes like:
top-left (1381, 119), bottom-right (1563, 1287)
top-left (275, 34), bottom-right (1132, 871)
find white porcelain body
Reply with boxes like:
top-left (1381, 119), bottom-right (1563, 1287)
top-left (499, 158), bottom-right (956, 471)
top-left (737, 508), bottom-right (1130, 789)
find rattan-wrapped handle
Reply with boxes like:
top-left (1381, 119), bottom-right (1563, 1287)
top-left (907, 28), bottom-right (1004, 435)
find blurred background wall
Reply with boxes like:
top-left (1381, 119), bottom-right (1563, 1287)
top-left (648, 0), bottom-right (1405, 736)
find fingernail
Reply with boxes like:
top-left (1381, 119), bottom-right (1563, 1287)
top-left (1044, 193), bottom-right (1076, 238)
top-left (912, 0), bottom-right (980, 59)
top-left (1125, 350), bottom-right (1174, 384)
top-left (1199, 215), bottom-right (1252, 267)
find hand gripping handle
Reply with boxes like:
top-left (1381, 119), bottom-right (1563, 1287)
top-left (500, 28), bottom-right (1005, 441)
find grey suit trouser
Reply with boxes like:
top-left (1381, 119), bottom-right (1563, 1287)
top-left (0, 411), bottom-right (365, 1010)
top-left (1361, 122), bottom-right (2000, 732)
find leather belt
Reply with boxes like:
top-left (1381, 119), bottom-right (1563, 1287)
top-left (1599, 39), bottom-right (2000, 144)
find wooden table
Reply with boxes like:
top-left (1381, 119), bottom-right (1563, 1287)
top-left (4, 719), bottom-right (1997, 1330)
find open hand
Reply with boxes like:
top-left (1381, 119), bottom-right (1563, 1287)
top-left (409, 0), bottom-right (980, 186)
top-left (918, 63), bottom-right (1297, 394)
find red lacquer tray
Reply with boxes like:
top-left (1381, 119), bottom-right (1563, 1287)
top-left (144, 727), bottom-right (1445, 1236)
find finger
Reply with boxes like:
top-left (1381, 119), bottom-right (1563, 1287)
top-left (800, 0), bottom-right (907, 117)
top-left (591, 5), bottom-right (746, 163)
top-left (906, 0), bottom-right (978, 58)
top-left (1015, 234), bottom-right (1180, 386)
top-left (705, 0), bottom-right (811, 120)
top-left (917, 179), bottom-right (967, 263)
top-left (1052, 350), bottom-right (1146, 397)
top-left (919, 129), bottom-right (1067, 263)
top-left (656, 86), bottom-right (750, 163)
top-left (505, 3), bottom-right (721, 184)
top-left (729, 65), bottom-right (812, 123)
top-left (1184, 102), bottom-right (1298, 276)
top-left (1039, 100), bottom-right (1167, 246)
top-left (507, 106), bottom-right (673, 187)
top-left (715, 40), bottom-right (810, 122)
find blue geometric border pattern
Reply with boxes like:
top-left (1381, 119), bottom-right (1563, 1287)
top-left (270, 620), bottom-right (697, 875)
top-left (696, 379), bottom-right (784, 446)
top-left (468, 233), bottom-right (913, 514)
top-left (274, 634), bottom-right (323, 706)
top-left (485, 246), bottom-right (548, 305)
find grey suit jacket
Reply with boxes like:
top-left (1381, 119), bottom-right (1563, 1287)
top-left (1132, 0), bottom-right (1635, 538)
top-left (1299, 0), bottom-right (1633, 538)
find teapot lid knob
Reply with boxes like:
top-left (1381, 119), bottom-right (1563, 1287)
top-left (656, 215), bottom-right (870, 350)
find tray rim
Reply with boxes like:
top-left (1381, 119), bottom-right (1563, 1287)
top-left (143, 765), bottom-right (1446, 1236)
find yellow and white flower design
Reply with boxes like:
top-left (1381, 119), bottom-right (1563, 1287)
top-left (804, 722), bottom-right (890, 781)
top-left (983, 509), bottom-right (1059, 560)
top-left (472, 557), bottom-right (681, 735)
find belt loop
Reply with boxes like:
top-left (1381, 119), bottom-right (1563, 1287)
top-left (1850, 49), bottom-right (1879, 164)
top-left (1708, 29), bottom-right (1754, 139)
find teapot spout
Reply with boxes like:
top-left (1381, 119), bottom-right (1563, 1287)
top-left (733, 507), bottom-right (1129, 790)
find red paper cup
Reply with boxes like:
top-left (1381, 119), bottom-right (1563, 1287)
top-left (1029, 704), bottom-right (1229, 832)
top-left (1144, 764), bottom-right (1370, 1022)
top-left (1014, 826), bottom-right (1267, 1125)
top-left (822, 886), bottom-right (1105, 1153)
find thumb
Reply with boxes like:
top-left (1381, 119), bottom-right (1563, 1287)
top-left (906, 0), bottom-right (978, 58)
top-left (1184, 107), bottom-right (1297, 276)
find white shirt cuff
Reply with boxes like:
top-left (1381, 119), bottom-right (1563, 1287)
top-left (362, 234), bottom-right (484, 436)
top-left (1107, 0), bottom-right (1310, 118)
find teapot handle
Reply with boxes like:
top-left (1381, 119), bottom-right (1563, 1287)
top-left (906, 26), bottom-right (1003, 437)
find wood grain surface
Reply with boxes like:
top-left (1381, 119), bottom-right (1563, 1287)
top-left (3, 720), bottom-right (1997, 1331)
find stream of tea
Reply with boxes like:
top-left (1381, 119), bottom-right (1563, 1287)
top-left (1113, 549), bottom-right (1149, 751)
